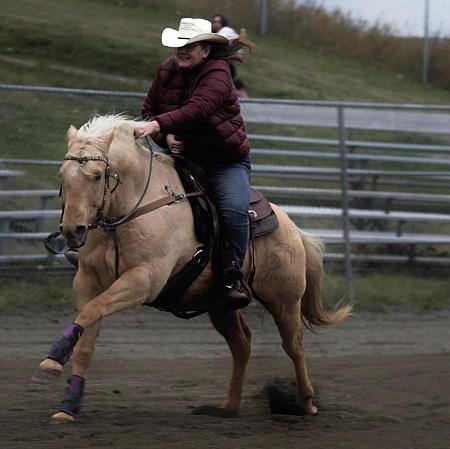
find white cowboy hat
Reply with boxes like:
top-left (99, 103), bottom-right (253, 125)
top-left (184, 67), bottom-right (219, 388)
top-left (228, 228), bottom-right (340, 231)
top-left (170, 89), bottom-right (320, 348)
top-left (161, 18), bottom-right (229, 48)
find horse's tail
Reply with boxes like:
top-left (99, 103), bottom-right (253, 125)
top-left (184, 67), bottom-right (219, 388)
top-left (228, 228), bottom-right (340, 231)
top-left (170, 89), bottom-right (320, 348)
top-left (299, 229), bottom-right (352, 329)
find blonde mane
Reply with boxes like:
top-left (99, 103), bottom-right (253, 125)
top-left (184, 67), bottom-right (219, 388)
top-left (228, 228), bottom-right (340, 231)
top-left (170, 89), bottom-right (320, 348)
top-left (77, 114), bottom-right (140, 139)
top-left (74, 114), bottom-right (174, 166)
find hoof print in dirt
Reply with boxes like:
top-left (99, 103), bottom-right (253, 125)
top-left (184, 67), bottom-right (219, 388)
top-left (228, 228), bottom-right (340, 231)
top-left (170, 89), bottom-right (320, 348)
top-left (191, 405), bottom-right (237, 418)
top-left (265, 378), bottom-right (317, 416)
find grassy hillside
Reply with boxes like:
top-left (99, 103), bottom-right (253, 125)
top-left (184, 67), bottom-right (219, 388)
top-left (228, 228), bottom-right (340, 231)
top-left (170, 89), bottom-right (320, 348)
top-left (2, 0), bottom-right (450, 103)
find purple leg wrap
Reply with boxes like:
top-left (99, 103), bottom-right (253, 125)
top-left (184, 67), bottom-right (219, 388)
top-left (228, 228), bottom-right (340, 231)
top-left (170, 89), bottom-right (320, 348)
top-left (59, 375), bottom-right (85, 417)
top-left (63, 323), bottom-right (83, 339)
top-left (47, 323), bottom-right (84, 365)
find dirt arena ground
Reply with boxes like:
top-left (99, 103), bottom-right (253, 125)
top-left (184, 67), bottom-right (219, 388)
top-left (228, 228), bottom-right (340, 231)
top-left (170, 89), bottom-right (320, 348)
top-left (1, 307), bottom-right (449, 449)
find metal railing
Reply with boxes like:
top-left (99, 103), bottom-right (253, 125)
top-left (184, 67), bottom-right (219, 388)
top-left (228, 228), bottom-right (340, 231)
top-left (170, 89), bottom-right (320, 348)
top-left (1, 84), bottom-right (450, 296)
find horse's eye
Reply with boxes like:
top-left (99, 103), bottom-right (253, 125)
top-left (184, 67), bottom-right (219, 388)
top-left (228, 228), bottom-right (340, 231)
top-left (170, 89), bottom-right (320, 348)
top-left (94, 173), bottom-right (102, 182)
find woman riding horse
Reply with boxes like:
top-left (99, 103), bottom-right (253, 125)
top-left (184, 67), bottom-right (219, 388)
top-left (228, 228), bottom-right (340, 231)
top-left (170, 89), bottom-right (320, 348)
top-left (134, 18), bottom-right (254, 310)
top-left (32, 17), bottom-right (352, 424)
top-left (34, 112), bottom-right (351, 421)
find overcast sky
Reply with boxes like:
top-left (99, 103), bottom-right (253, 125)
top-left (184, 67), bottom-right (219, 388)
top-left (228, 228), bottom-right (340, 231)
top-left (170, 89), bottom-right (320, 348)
top-left (315, 0), bottom-right (450, 37)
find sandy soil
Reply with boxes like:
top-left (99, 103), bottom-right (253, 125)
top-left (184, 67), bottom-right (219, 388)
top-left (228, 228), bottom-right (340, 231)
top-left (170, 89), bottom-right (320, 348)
top-left (1, 306), bottom-right (449, 449)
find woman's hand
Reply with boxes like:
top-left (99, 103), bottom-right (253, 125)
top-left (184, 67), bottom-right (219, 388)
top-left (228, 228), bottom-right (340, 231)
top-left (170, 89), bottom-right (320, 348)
top-left (134, 120), bottom-right (161, 139)
top-left (166, 134), bottom-right (185, 154)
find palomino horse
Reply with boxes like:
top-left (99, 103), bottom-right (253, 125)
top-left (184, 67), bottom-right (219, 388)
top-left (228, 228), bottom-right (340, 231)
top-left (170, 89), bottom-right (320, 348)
top-left (34, 115), bottom-right (351, 421)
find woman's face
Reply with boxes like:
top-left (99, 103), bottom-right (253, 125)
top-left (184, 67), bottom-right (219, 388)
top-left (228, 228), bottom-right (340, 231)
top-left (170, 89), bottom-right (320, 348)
top-left (175, 44), bottom-right (210, 70)
top-left (212, 16), bottom-right (223, 33)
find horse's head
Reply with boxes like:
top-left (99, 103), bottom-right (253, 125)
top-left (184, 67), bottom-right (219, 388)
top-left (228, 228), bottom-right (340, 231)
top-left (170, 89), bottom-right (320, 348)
top-left (59, 124), bottom-right (114, 248)
top-left (58, 115), bottom-right (155, 248)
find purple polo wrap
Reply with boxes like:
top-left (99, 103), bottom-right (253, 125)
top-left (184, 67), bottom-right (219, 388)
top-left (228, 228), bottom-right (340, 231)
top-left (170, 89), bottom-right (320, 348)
top-left (68, 375), bottom-right (85, 395)
top-left (47, 322), bottom-right (84, 365)
top-left (63, 323), bottom-right (84, 340)
top-left (59, 375), bottom-right (86, 417)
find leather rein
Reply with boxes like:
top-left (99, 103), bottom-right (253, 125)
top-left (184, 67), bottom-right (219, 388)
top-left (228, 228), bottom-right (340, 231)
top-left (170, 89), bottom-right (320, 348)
top-left (60, 136), bottom-right (203, 279)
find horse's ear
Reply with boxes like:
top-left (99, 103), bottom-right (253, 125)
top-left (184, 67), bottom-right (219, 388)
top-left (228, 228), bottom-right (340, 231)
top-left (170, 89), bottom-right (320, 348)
top-left (66, 125), bottom-right (78, 142)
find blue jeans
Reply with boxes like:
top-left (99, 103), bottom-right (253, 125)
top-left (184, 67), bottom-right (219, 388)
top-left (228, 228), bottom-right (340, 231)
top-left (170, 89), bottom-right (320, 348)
top-left (205, 156), bottom-right (251, 269)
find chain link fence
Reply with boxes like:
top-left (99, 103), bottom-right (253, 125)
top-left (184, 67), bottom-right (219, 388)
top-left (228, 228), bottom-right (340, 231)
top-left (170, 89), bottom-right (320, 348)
top-left (1, 84), bottom-right (450, 310)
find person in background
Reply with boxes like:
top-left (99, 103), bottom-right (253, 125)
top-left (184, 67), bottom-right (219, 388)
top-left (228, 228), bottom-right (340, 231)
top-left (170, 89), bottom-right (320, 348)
top-left (212, 13), bottom-right (248, 97)
top-left (134, 18), bottom-right (254, 309)
top-left (212, 13), bottom-right (239, 39)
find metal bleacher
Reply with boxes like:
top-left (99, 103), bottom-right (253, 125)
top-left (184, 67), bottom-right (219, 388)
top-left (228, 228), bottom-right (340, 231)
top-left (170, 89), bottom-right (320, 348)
top-left (249, 130), bottom-right (450, 267)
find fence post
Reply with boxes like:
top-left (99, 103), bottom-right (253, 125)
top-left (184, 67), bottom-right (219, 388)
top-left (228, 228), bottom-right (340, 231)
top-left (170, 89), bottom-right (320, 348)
top-left (337, 105), bottom-right (354, 298)
top-left (259, 0), bottom-right (268, 35)
top-left (422, 0), bottom-right (430, 83)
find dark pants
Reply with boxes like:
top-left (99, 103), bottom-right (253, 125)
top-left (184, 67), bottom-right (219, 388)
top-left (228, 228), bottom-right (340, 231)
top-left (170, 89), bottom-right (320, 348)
top-left (205, 156), bottom-right (251, 269)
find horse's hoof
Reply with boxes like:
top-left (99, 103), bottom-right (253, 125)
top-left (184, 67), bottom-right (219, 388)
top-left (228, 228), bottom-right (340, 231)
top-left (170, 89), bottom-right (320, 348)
top-left (40, 358), bottom-right (63, 373)
top-left (51, 412), bottom-right (75, 423)
top-left (191, 405), bottom-right (237, 418)
top-left (31, 359), bottom-right (63, 384)
top-left (299, 398), bottom-right (318, 416)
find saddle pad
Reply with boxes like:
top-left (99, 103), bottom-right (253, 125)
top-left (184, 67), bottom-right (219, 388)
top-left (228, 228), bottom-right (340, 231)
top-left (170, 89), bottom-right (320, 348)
top-left (254, 211), bottom-right (278, 237)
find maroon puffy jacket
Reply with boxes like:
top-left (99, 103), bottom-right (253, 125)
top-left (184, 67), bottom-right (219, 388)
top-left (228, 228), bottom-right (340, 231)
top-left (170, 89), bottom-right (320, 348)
top-left (141, 58), bottom-right (250, 168)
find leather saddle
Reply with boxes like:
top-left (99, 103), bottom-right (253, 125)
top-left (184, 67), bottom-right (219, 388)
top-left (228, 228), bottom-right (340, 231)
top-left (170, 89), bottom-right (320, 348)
top-left (172, 156), bottom-right (279, 244)
top-left (147, 155), bottom-right (279, 319)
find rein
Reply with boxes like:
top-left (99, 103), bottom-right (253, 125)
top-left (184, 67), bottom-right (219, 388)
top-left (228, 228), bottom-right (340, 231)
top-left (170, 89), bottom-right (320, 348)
top-left (94, 136), bottom-right (155, 231)
top-left (60, 136), bottom-right (203, 279)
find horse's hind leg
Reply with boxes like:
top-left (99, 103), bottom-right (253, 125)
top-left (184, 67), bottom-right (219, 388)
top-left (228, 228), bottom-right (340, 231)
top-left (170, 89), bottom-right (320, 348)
top-left (193, 308), bottom-right (251, 417)
top-left (270, 302), bottom-right (317, 415)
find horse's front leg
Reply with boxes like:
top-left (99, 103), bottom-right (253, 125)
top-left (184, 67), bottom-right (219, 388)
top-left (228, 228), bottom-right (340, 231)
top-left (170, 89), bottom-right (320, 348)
top-left (51, 274), bottom-right (103, 422)
top-left (50, 319), bottom-right (102, 422)
top-left (32, 270), bottom-right (101, 382)
top-left (38, 266), bottom-right (154, 370)
top-left (35, 266), bottom-right (155, 417)
top-left (32, 270), bottom-right (103, 421)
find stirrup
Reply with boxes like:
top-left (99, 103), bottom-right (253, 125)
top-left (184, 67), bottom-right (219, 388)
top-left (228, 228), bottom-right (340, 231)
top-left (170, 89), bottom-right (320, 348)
top-left (224, 285), bottom-right (251, 310)
top-left (223, 263), bottom-right (252, 310)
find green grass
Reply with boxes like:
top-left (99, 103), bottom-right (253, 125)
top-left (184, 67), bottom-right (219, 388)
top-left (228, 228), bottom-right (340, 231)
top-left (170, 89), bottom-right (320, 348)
top-left (2, 0), bottom-right (450, 102)
top-left (0, 272), bottom-right (448, 314)
top-left (2, 0), bottom-right (450, 164)
top-left (323, 272), bottom-right (450, 313)
top-left (0, 277), bottom-right (74, 313)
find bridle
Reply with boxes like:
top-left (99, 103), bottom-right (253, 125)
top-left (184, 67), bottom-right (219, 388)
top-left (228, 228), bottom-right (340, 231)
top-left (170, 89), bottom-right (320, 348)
top-left (58, 137), bottom-right (202, 277)
top-left (62, 135), bottom-right (157, 232)
top-left (61, 154), bottom-right (122, 233)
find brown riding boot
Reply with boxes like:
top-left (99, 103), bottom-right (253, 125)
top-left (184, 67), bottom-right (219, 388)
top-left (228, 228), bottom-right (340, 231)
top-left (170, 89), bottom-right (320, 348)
top-left (223, 263), bottom-right (251, 310)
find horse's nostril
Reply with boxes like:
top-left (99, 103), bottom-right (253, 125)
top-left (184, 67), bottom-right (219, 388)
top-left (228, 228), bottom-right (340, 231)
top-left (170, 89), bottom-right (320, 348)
top-left (74, 225), bottom-right (87, 239)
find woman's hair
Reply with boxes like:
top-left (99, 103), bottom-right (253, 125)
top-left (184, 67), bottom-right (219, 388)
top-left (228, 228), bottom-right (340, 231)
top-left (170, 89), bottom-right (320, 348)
top-left (206, 37), bottom-right (256, 64)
